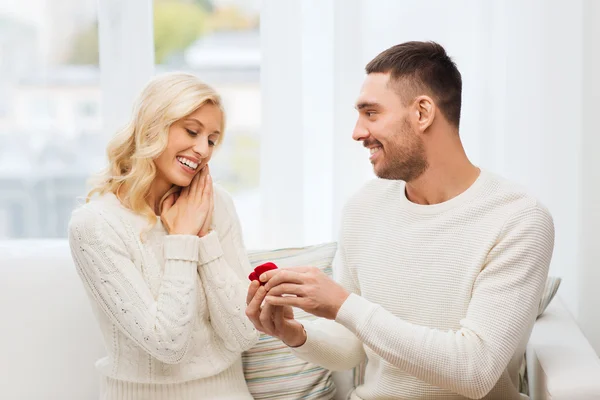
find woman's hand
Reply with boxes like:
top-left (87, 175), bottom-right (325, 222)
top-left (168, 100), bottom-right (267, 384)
top-left (161, 165), bottom-right (213, 236)
top-left (245, 281), bottom-right (307, 347)
top-left (198, 166), bottom-right (213, 238)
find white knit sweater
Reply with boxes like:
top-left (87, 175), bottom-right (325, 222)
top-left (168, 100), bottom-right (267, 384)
top-left (68, 185), bottom-right (259, 400)
top-left (292, 170), bottom-right (554, 400)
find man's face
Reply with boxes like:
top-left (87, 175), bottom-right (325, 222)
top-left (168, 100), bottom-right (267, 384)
top-left (353, 73), bottom-right (428, 182)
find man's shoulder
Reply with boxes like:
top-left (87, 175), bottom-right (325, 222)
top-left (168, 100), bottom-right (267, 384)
top-left (482, 171), bottom-right (553, 229)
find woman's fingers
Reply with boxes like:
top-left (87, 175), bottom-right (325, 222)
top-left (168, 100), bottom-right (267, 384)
top-left (161, 193), bottom-right (176, 216)
top-left (260, 301), bottom-right (276, 334)
top-left (189, 166), bottom-right (202, 197)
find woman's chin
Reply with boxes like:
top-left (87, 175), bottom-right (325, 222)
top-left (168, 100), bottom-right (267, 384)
top-left (170, 173), bottom-right (194, 188)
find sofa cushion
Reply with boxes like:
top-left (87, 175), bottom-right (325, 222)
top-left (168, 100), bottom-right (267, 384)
top-left (243, 242), bottom-right (338, 400)
top-left (537, 276), bottom-right (562, 318)
top-left (0, 240), bottom-right (105, 399)
top-left (520, 275), bottom-right (562, 394)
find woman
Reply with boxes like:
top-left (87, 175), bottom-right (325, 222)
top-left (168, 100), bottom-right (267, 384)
top-left (68, 72), bottom-right (258, 399)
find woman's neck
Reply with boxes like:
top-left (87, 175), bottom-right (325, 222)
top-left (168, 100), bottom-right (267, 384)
top-left (147, 179), bottom-right (172, 215)
top-left (117, 178), bottom-right (172, 216)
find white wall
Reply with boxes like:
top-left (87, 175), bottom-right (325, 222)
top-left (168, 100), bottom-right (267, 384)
top-left (98, 0), bottom-right (154, 139)
top-left (261, 0), bottom-right (600, 353)
top-left (486, 0), bottom-right (584, 342)
top-left (260, 0), bottom-right (373, 248)
top-left (579, 0), bottom-right (600, 356)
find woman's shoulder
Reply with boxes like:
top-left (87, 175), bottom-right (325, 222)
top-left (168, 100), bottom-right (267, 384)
top-left (69, 192), bottom-right (134, 237)
top-left (212, 182), bottom-right (240, 231)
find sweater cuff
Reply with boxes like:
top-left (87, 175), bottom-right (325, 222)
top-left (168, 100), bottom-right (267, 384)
top-left (163, 235), bottom-right (200, 262)
top-left (288, 319), bottom-right (318, 355)
top-left (197, 230), bottom-right (224, 265)
top-left (335, 293), bottom-right (379, 334)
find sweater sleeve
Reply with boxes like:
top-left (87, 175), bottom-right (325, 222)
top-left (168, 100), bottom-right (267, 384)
top-left (333, 205), bottom-right (554, 399)
top-left (68, 208), bottom-right (200, 365)
top-left (195, 189), bottom-right (259, 353)
top-left (290, 228), bottom-right (367, 371)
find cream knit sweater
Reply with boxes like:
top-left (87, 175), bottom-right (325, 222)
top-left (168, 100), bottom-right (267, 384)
top-left (292, 170), bottom-right (554, 400)
top-left (68, 185), bottom-right (258, 400)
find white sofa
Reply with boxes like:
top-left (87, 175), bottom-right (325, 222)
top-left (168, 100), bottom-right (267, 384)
top-left (1, 240), bottom-right (599, 400)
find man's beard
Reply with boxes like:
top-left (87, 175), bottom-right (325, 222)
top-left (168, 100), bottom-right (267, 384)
top-left (366, 119), bottom-right (428, 182)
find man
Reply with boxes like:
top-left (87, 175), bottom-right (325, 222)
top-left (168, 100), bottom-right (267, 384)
top-left (245, 41), bottom-right (554, 399)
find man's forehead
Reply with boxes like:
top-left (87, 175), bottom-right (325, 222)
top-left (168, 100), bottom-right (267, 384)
top-left (362, 72), bottom-right (391, 91)
top-left (355, 73), bottom-right (395, 107)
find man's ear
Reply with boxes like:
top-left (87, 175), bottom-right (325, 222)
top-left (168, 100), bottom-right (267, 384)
top-left (413, 95), bottom-right (435, 132)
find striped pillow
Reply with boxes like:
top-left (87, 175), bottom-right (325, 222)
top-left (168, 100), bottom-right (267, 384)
top-left (243, 242), bottom-right (338, 400)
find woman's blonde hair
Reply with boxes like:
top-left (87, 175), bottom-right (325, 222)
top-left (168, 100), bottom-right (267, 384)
top-left (87, 72), bottom-right (225, 228)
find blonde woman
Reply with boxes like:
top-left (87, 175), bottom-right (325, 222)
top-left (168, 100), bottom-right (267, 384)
top-left (68, 72), bottom-right (259, 400)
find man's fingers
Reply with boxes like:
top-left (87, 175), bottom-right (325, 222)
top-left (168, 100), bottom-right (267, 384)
top-left (263, 269), bottom-right (306, 291)
top-left (284, 266), bottom-right (314, 273)
top-left (266, 283), bottom-right (304, 297)
top-left (265, 295), bottom-right (304, 309)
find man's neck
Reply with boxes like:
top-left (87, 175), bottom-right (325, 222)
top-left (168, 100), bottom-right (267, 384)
top-left (405, 155), bottom-right (480, 206)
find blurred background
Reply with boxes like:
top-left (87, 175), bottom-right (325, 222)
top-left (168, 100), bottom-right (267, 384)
top-left (0, 0), bottom-right (261, 243)
top-left (1, 0), bottom-right (599, 355)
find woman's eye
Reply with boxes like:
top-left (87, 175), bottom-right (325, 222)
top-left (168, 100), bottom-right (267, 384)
top-left (186, 128), bottom-right (198, 136)
top-left (208, 140), bottom-right (215, 147)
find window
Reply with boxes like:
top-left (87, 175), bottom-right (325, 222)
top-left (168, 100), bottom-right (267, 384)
top-left (0, 0), bottom-right (101, 238)
top-left (153, 0), bottom-right (261, 248)
top-left (76, 100), bottom-right (99, 119)
top-left (0, 0), bottom-right (262, 246)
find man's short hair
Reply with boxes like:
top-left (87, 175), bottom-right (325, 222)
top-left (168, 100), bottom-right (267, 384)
top-left (366, 41), bottom-right (462, 128)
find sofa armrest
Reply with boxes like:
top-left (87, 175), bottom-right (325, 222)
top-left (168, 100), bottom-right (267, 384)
top-left (526, 295), bottom-right (600, 400)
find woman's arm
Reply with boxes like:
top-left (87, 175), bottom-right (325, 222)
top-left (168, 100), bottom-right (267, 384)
top-left (69, 208), bottom-right (201, 364)
top-left (196, 187), bottom-right (259, 353)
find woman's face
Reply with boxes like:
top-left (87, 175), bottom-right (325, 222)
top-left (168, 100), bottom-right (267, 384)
top-left (154, 102), bottom-right (222, 188)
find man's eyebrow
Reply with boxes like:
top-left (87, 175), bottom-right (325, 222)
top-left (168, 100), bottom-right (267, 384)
top-left (355, 102), bottom-right (380, 110)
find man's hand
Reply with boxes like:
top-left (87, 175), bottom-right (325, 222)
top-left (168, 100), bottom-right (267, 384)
top-left (261, 267), bottom-right (350, 320)
top-left (245, 280), bottom-right (307, 347)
